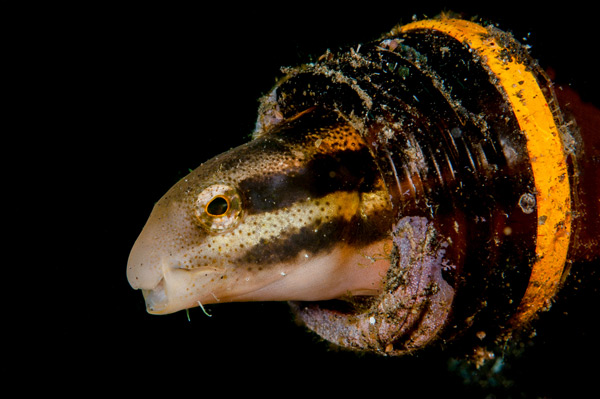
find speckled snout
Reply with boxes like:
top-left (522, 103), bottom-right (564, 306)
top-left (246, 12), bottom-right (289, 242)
top-left (126, 193), bottom-right (224, 314)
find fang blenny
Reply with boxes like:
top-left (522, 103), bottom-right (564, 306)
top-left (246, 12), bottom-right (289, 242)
top-left (127, 17), bottom-right (599, 357)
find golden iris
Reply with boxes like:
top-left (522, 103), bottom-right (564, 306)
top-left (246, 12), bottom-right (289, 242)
top-left (195, 184), bottom-right (242, 232)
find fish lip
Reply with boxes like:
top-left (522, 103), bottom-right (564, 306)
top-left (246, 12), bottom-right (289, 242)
top-left (141, 266), bottom-right (226, 314)
top-left (178, 265), bottom-right (225, 274)
top-left (172, 266), bottom-right (225, 272)
top-left (142, 278), bottom-right (168, 313)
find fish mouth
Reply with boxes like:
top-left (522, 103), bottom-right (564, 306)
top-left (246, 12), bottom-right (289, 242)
top-left (142, 278), bottom-right (168, 313)
top-left (140, 266), bottom-right (226, 314)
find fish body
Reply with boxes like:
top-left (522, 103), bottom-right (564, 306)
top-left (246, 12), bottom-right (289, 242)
top-left (128, 18), bottom-right (599, 356)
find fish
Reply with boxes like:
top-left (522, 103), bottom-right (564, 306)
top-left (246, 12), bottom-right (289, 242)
top-left (127, 17), bottom-right (599, 357)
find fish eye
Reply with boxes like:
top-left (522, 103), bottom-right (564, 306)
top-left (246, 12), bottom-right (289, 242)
top-left (206, 196), bottom-right (229, 216)
top-left (195, 184), bottom-right (242, 232)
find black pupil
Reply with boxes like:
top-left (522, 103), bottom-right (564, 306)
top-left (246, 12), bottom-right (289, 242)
top-left (207, 196), bottom-right (229, 216)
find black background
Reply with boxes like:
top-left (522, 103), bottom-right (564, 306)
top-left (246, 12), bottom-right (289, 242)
top-left (24, 2), bottom-right (599, 398)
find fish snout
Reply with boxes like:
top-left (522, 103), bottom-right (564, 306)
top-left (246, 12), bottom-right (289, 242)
top-left (127, 229), bottom-right (164, 292)
top-left (127, 210), bottom-right (212, 314)
top-left (127, 228), bottom-right (175, 313)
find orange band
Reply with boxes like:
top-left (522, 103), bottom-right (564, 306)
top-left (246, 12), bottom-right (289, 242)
top-left (400, 19), bottom-right (572, 325)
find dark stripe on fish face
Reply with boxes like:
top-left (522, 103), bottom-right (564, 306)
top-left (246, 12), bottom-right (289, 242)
top-left (237, 212), bottom-right (391, 265)
top-left (238, 147), bottom-right (380, 214)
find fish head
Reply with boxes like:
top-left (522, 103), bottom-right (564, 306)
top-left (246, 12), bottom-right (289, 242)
top-left (127, 109), bottom-right (393, 314)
